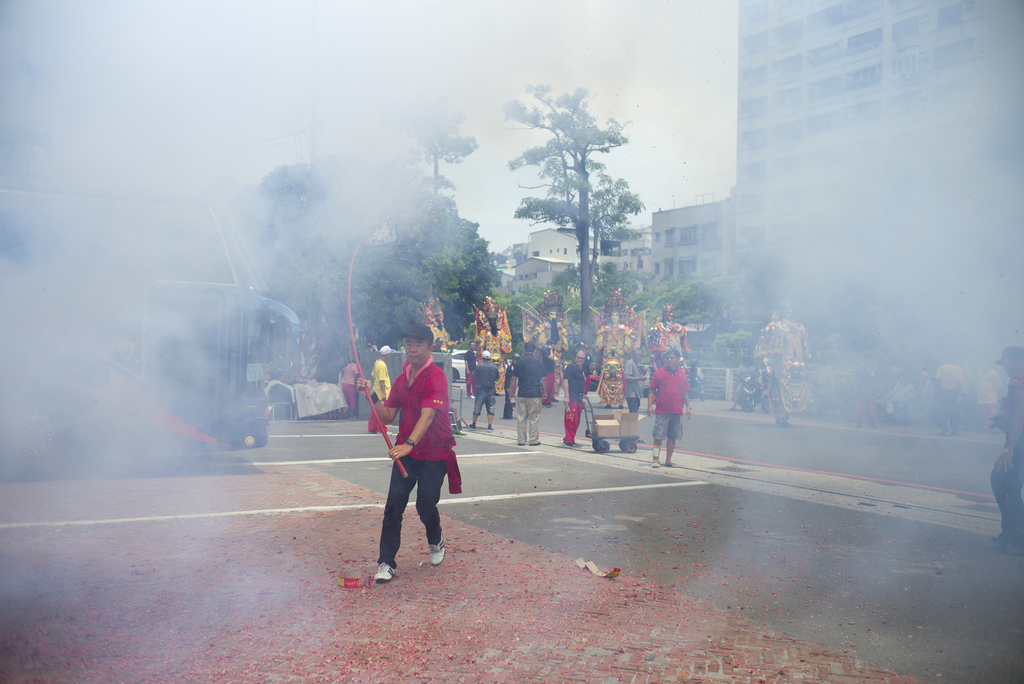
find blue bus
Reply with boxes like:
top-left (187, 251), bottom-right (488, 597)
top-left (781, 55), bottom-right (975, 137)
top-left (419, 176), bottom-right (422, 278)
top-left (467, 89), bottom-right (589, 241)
top-left (0, 184), bottom-right (299, 473)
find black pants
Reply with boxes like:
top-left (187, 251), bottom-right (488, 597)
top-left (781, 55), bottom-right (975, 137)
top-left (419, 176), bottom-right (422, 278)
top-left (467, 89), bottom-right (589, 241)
top-left (378, 457), bottom-right (447, 569)
top-left (626, 397), bottom-right (640, 413)
top-left (991, 441), bottom-right (1024, 542)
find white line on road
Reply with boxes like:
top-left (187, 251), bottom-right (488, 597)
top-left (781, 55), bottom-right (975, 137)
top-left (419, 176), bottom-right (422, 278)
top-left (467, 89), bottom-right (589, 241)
top-left (0, 479), bottom-right (707, 530)
top-left (251, 451), bottom-right (540, 466)
top-left (439, 480), bottom-right (708, 505)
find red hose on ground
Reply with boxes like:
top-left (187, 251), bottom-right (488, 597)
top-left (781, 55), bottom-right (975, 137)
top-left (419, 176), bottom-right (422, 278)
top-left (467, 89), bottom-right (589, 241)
top-left (347, 243), bottom-right (408, 478)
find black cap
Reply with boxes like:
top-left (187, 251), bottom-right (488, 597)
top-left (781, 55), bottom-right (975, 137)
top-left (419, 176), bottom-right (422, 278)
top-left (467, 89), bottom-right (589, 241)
top-left (405, 322), bottom-right (434, 343)
top-left (996, 346), bottom-right (1024, 365)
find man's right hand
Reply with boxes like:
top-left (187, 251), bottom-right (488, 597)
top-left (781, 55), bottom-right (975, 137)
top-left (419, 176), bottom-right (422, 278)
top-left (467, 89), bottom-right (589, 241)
top-left (646, 404), bottom-right (654, 416)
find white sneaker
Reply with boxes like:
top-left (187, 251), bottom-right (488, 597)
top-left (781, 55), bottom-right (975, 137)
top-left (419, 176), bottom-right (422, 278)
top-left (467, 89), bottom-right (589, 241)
top-left (652, 459), bottom-right (660, 468)
top-left (373, 562), bottom-right (396, 584)
top-left (429, 536), bottom-right (446, 566)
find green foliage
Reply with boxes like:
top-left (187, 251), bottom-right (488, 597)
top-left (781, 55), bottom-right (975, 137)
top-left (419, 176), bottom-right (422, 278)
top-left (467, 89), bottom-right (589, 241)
top-left (243, 155), bottom-right (498, 357)
top-left (404, 98), bottom-right (478, 196)
top-left (713, 330), bottom-right (753, 349)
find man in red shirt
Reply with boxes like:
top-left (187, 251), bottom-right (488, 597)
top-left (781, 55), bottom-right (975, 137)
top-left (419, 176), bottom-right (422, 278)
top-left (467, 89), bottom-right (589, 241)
top-left (991, 346), bottom-right (1024, 552)
top-left (647, 347), bottom-right (691, 468)
top-left (358, 322), bottom-right (461, 584)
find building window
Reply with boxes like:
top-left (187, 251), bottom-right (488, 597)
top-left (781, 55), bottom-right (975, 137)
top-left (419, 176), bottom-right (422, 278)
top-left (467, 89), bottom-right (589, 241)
top-left (743, 30), bottom-right (771, 54)
top-left (772, 54), bottom-right (803, 78)
top-left (701, 223), bottom-right (719, 240)
top-left (772, 120), bottom-right (803, 143)
top-left (654, 263), bottom-right (660, 274)
top-left (664, 227), bottom-right (676, 246)
top-left (937, 3), bottom-right (963, 30)
top-left (806, 41), bottom-right (844, 67)
top-left (532, 251), bottom-right (539, 257)
top-left (654, 232), bottom-right (661, 242)
top-left (890, 53), bottom-right (920, 81)
top-left (774, 19), bottom-right (803, 43)
top-left (741, 129), bottom-right (768, 149)
top-left (772, 154), bottom-right (801, 176)
top-left (892, 15), bottom-right (920, 42)
top-left (740, 161), bottom-right (767, 182)
top-left (848, 28), bottom-right (883, 52)
top-left (772, 87), bottom-right (802, 112)
top-left (680, 227), bottom-right (698, 245)
top-left (807, 112), bottom-right (841, 135)
top-left (807, 3), bottom-right (845, 32)
top-left (808, 75), bottom-right (843, 99)
top-left (739, 96), bottom-right (768, 119)
top-left (741, 65), bottom-right (769, 86)
top-left (845, 64), bottom-right (882, 91)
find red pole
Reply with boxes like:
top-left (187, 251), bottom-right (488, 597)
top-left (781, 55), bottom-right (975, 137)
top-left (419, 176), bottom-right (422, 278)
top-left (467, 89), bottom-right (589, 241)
top-left (347, 244), bottom-right (408, 478)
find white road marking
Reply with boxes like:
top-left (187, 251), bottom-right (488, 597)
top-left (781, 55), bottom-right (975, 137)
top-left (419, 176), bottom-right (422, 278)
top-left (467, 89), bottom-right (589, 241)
top-left (251, 451), bottom-right (540, 466)
top-left (439, 480), bottom-right (708, 505)
top-left (0, 479), bottom-right (706, 529)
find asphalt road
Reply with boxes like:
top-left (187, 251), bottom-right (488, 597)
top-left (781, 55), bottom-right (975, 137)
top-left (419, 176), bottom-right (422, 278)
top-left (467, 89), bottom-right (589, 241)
top-left (249, 396), bottom-right (1023, 684)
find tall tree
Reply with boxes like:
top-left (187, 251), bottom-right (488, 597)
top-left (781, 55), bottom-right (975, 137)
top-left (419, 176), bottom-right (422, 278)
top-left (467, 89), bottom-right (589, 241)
top-left (409, 98), bottom-right (479, 196)
top-left (505, 85), bottom-right (641, 342)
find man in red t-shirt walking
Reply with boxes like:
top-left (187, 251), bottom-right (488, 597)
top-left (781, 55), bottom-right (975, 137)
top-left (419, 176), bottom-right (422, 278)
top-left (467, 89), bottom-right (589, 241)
top-left (647, 348), bottom-right (691, 468)
top-left (357, 323), bottom-right (462, 584)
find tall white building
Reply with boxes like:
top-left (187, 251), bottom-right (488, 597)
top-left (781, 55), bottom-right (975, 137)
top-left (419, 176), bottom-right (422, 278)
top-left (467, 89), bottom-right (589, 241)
top-left (734, 0), bottom-right (1024, 266)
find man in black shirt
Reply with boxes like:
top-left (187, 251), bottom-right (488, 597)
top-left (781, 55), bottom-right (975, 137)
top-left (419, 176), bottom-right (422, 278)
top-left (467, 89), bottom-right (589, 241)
top-left (469, 351), bottom-right (499, 431)
top-left (465, 341), bottom-right (478, 398)
top-left (562, 348), bottom-right (588, 446)
top-left (512, 342), bottom-right (546, 446)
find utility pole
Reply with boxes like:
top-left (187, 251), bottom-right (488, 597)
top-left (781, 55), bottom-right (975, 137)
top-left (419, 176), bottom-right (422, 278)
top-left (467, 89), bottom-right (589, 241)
top-left (308, 0), bottom-right (320, 167)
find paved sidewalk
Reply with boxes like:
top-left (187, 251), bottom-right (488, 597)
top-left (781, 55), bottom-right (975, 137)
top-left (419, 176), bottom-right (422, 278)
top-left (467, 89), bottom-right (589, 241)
top-left (0, 462), bottom-right (922, 683)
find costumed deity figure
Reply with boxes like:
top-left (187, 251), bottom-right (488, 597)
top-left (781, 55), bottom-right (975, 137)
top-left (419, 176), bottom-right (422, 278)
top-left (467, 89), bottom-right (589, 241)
top-left (754, 301), bottom-right (811, 426)
top-left (422, 298), bottom-right (454, 352)
top-left (521, 291), bottom-right (570, 401)
top-left (647, 304), bottom-right (690, 369)
top-left (592, 290), bottom-right (644, 408)
top-left (474, 296), bottom-right (513, 393)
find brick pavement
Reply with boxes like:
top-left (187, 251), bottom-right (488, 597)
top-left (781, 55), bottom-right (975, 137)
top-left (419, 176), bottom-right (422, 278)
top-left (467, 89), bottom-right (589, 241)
top-left (0, 463), bottom-right (923, 683)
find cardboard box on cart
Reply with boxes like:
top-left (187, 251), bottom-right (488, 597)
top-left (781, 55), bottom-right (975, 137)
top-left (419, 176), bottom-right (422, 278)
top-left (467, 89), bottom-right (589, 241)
top-left (592, 409), bottom-right (643, 439)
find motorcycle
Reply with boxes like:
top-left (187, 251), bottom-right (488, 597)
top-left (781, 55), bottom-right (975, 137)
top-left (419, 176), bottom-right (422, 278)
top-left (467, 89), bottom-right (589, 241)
top-left (736, 372), bottom-right (760, 412)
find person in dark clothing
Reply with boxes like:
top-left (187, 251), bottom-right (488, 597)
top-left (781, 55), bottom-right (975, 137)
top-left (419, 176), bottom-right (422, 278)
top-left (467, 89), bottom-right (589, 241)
top-left (991, 346), bottom-right (1024, 552)
top-left (512, 342), bottom-right (546, 446)
top-left (503, 354), bottom-right (519, 419)
top-left (469, 351), bottom-right (499, 431)
top-left (562, 348), bottom-right (588, 446)
top-left (465, 341), bottom-right (477, 398)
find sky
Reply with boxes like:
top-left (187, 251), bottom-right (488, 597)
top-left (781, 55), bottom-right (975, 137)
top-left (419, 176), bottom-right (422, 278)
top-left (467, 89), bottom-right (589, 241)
top-left (5, 0), bottom-right (739, 250)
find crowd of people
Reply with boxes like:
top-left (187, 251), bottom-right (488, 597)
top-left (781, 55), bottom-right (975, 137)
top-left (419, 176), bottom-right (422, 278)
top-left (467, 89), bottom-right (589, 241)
top-left (843, 357), bottom-right (1007, 435)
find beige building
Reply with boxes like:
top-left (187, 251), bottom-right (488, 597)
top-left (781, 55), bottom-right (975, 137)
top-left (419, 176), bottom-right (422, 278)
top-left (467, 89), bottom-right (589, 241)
top-left (651, 195), bottom-right (735, 279)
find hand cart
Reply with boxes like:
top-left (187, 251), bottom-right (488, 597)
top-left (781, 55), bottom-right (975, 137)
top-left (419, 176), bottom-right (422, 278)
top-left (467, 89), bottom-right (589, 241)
top-left (581, 394), bottom-right (642, 453)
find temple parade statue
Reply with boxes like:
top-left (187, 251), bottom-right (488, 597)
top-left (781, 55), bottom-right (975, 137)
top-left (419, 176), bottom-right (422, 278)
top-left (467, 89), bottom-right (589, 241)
top-left (647, 303), bottom-right (690, 370)
top-left (475, 296), bottom-right (513, 393)
top-left (521, 290), bottom-right (569, 401)
top-left (592, 290), bottom-right (645, 408)
top-left (422, 298), bottom-right (454, 352)
top-left (754, 301), bottom-right (811, 427)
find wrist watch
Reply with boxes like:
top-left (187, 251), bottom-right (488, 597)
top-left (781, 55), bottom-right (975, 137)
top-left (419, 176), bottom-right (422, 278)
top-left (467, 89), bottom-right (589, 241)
top-left (406, 438), bottom-right (417, 448)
